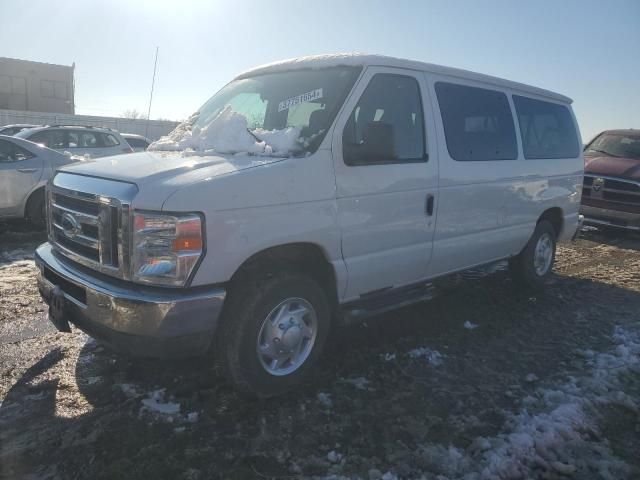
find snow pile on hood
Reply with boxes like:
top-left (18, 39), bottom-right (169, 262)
top-left (149, 107), bottom-right (301, 157)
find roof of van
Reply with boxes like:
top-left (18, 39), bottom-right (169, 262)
top-left (236, 53), bottom-right (572, 104)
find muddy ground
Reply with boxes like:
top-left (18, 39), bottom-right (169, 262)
top-left (0, 221), bottom-right (638, 480)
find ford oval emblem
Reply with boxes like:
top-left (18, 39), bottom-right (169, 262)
top-left (61, 212), bottom-right (82, 239)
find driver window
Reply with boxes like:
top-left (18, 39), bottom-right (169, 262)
top-left (0, 140), bottom-right (34, 162)
top-left (343, 73), bottom-right (426, 166)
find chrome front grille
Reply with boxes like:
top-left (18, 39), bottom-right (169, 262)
top-left (582, 175), bottom-right (640, 213)
top-left (50, 192), bottom-right (117, 266)
top-left (47, 172), bottom-right (138, 279)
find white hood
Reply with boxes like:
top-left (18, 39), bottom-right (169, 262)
top-left (59, 151), bottom-right (285, 186)
top-left (58, 150), bottom-right (288, 209)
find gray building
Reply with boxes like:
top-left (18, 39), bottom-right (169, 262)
top-left (0, 57), bottom-right (74, 114)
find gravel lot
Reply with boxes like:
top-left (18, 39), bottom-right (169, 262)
top-left (0, 221), bottom-right (638, 480)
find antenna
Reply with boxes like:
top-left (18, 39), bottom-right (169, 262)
top-left (145, 46), bottom-right (159, 139)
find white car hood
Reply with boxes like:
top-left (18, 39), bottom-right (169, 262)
top-left (57, 151), bottom-right (287, 209)
top-left (59, 151), bottom-right (285, 186)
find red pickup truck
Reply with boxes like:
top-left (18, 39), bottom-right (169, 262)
top-left (581, 129), bottom-right (640, 232)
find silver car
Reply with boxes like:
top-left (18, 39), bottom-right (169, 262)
top-left (0, 135), bottom-right (77, 226)
top-left (0, 124), bottom-right (41, 136)
top-left (15, 125), bottom-right (133, 158)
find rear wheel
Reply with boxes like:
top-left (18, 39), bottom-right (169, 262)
top-left (215, 271), bottom-right (330, 396)
top-left (509, 220), bottom-right (556, 289)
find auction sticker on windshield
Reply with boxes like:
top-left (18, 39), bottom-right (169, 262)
top-left (278, 88), bottom-right (323, 112)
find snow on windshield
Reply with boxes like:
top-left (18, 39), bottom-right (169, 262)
top-left (148, 107), bottom-right (301, 157)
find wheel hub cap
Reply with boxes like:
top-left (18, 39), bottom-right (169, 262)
top-left (256, 297), bottom-right (317, 376)
top-left (280, 324), bottom-right (303, 351)
top-left (533, 233), bottom-right (553, 276)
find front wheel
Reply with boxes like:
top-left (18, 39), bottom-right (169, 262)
top-left (215, 272), bottom-right (330, 396)
top-left (27, 190), bottom-right (46, 228)
top-left (509, 220), bottom-right (557, 289)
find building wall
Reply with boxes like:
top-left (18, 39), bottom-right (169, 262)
top-left (0, 57), bottom-right (74, 114)
top-left (0, 109), bottom-right (178, 141)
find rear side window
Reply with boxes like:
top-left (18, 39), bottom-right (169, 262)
top-left (126, 137), bottom-right (148, 149)
top-left (513, 96), bottom-right (579, 159)
top-left (435, 82), bottom-right (517, 161)
top-left (100, 133), bottom-right (120, 147)
top-left (68, 131), bottom-right (79, 148)
top-left (78, 131), bottom-right (99, 148)
top-left (342, 73), bottom-right (426, 165)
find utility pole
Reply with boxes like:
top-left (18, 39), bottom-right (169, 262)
top-left (145, 47), bottom-right (159, 139)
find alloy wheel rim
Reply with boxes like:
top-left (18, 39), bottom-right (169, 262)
top-left (533, 233), bottom-right (553, 276)
top-left (256, 297), bottom-right (318, 376)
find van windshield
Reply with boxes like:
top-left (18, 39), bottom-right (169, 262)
top-left (150, 66), bottom-right (361, 157)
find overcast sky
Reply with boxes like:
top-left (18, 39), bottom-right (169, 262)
top-left (1, 0), bottom-right (638, 140)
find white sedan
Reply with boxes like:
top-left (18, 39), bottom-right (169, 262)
top-left (0, 135), bottom-right (78, 226)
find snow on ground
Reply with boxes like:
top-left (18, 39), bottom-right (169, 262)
top-left (141, 389), bottom-right (181, 416)
top-left (119, 384), bottom-right (182, 417)
top-left (407, 347), bottom-right (445, 366)
top-left (339, 376), bottom-right (371, 390)
top-left (118, 384), bottom-right (204, 422)
top-left (406, 325), bottom-right (640, 480)
top-left (117, 383), bottom-right (140, 398)
top-left (149, 107), bottom-right (301, 157)
top-left (317, 392), bottom-right (333, 409)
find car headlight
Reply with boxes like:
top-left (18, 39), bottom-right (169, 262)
top-left (132, 211), bottom-right (204, 286)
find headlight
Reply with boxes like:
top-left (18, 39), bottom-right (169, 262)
top-left (132, 211), bottom-right (204, 286)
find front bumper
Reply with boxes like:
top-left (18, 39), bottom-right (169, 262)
top-left (572, 214), bottom-right (584, 240)
top-left (580, 205), bottom-right (640, 232)
top-left (35, 242), bottom-right (226, 357)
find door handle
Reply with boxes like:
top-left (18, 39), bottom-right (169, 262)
top-left (426, 194), bottom-right (435, 216)
top-left (17, 168), bottom-right (37, 173)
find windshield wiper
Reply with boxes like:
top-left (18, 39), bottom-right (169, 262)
top-left (587, 148), bottom-right (621, 158)
top-left (246, 128), bottom-right (261, 143)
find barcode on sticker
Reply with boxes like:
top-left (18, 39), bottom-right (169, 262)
top-left (278, 88), bottom-right (323, 112)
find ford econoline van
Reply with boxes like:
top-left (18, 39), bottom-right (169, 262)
top-left (35, 54), bottom-right (584, 395)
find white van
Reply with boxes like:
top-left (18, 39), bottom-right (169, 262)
top-left (35, 54), bottom-right (583, 396)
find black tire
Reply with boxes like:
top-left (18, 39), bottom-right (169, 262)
top-left (508, 220), bottom-right (557, 289)
top-left (215, 271), bottom-right (330, 397)
top-left (27, 190), bottom-right (46, 228)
